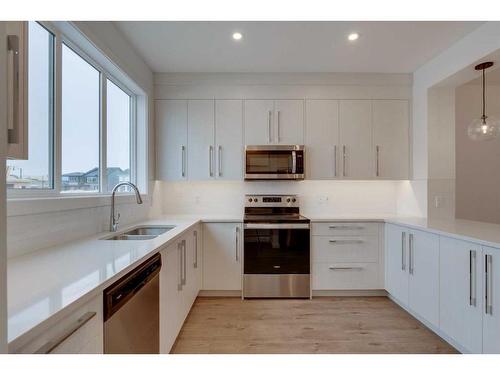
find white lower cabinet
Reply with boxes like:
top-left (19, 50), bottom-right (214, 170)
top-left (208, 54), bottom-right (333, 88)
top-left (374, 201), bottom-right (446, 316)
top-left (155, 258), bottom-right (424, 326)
top-left (159, 225), bottom-right (201, 354)
top-left (12, 296), bottom-right (103, 354)
top-left (482, 246), bottom-right (500, 353)
top-left (202, 222), bottom-right (242, 291)
top-left (385, 224), bottom-right (439, 327)
top-left (439, 237), bottom-right (483, 353)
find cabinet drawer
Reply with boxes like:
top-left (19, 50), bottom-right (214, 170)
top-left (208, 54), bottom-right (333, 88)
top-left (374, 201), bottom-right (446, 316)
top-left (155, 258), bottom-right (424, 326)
top-left (12, 296), bottom-right (103, 354)
top-left (312, 235), bottom-right (379, 263)
top-left (312, 222), bottom-right (379, 236)
top-left (312, 262), bottom-right (380, 290)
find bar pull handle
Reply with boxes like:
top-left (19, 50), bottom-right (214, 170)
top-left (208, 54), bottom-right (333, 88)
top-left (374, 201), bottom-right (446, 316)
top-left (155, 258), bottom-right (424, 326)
top-left (268, 110), bottom-right (272, 143)
top-left (194, 230), bottom-right (198, 269)
top-left (218, 145), bottom-right (222, 177)
top-left (329, 239), bottom-right (364, 244)
top-left (181, 145), bottom-right (186, 177)
top-left (178, 242), bottom-right (183, 291)
top-left (408, 233), bottom-right (414, 275)
top-left (329, 266), bottom-right (363, 271)
top-left (342, 145), bottom-right (346, 177)
top-left (34, 312), bottom-right (97, 354)
top-left (486, 254), bottom-right (493, 315)
top-left (328, 225), bottom-right (364, 230)
top-left (235, 226), bottom-right (239, 262)
top-left (401, 231), bottom-right (406, 271)
top-left (470, 250), bottom-right (477, 307)
top-left (7, 34), bottom-right (20, 145)
top-left (182, 240), bottom-right (187, 286)
top-left (277, 110), bottom-right (281, 143)
top-left (333, 145), bottom-right (337, 177)
top-left (376, 145), bottom-right (380, 177)
top-left (209, 145), bottom-right (214, 177)
top-left (292, 150), bottom-right (297, 174)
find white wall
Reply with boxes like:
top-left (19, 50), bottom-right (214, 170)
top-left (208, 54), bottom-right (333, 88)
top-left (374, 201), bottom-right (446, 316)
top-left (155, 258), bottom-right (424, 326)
top-left (7, 21), bottom-right (158, 259)
top-left (0, 21), bottom-right (8, 354)
top-left (411, 21), bottom-right (500, 218)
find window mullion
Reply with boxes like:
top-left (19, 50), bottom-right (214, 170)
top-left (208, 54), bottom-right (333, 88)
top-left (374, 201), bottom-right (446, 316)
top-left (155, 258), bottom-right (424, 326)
top-left (54, 32), bottom-right (63, 195)
top-left (130, 95), bottom-right (137, 186)
top-left (100, 73), bottom-right (108, 193)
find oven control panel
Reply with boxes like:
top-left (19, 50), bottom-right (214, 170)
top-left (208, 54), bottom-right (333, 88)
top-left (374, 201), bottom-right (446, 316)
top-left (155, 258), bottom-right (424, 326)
top-left (245, 195), bottom-right (299, 207)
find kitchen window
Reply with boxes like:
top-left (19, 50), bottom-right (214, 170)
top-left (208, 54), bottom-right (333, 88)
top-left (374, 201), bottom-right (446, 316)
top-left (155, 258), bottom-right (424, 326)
top-left (7, 21), bottom-right (142, 198)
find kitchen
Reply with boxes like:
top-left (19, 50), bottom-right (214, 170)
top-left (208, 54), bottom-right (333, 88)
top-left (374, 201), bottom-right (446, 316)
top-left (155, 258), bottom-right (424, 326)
top-left (1, 2), bottom-right (500, 373)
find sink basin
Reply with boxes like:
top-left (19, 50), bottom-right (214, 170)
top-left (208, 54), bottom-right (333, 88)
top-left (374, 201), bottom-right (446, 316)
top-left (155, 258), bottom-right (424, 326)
top-left (102, 225), bottom-right (176, 240)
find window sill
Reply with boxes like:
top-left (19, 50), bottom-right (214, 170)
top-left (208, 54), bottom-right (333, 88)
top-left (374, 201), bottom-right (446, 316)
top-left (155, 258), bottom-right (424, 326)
top-left (7, 193), bottom-right (150, 217)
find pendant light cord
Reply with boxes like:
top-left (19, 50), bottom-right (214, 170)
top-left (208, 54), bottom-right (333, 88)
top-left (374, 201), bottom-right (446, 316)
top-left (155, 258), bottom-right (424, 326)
top-left (482, 67), bottom-right (486, 123)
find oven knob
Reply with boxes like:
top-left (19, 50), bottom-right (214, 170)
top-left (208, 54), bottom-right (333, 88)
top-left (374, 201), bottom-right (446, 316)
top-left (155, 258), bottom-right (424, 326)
top-left (286, 198), bottom-right (291, 203)
top-left (248, 198), bottom-right (253, 202)
top-left (292, 198), bottom-right (296, 203)
top-left (253, 198), bottom-right (258, 202)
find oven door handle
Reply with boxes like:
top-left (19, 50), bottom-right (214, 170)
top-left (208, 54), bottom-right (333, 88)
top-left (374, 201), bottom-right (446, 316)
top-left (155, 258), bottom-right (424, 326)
top-left (244, 223), bottom-right (310, 229)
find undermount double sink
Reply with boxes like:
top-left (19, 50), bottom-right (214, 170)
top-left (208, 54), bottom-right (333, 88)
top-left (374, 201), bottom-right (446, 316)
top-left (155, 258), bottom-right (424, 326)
top-left (103, 225), bottom-right (176, 241)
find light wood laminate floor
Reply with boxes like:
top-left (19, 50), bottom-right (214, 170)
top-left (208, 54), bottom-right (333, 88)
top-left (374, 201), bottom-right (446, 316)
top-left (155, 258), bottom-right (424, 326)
top-left (171, 297), bottom-right (457, 354)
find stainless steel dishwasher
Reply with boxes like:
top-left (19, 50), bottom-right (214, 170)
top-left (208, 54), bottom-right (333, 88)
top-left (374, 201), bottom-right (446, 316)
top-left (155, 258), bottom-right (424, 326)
top-left (103, 253), bottom-right (161, 354)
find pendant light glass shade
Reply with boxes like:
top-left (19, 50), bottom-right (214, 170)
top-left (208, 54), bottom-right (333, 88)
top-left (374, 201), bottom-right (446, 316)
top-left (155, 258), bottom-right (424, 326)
top-left (468, 61), bottom-right (499, 141)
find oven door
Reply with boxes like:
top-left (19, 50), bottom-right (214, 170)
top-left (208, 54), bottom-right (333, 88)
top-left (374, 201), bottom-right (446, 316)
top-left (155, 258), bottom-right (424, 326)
top-left (243, 223), bottom-right (310, 274)
top-left (245, 146), bottom-right (304, 180)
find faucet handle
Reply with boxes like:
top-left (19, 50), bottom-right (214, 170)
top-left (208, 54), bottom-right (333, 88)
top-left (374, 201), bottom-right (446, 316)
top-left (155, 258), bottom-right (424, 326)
top-left (116, 213), bottom-right (121, 224)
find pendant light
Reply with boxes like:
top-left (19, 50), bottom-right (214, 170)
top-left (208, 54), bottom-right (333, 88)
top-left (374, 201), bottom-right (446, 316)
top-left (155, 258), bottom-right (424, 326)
top-left (467, 61), bottom-right (500, 141)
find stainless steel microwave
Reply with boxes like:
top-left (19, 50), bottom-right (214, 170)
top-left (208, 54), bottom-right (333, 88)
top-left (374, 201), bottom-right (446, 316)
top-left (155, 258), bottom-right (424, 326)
top-left (244, 145), bottom-right (305, 180)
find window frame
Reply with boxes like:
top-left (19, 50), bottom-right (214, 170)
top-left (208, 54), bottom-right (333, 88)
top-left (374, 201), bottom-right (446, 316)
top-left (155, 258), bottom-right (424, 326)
top-left (7, 21), bottom-right (138, 199)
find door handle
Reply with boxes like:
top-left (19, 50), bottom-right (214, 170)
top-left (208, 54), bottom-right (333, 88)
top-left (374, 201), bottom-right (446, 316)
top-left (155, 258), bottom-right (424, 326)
top-left (329, 266), bottom-right (363, 271)
top-left (235, 226), bottom-right (239, 262)
top-left (333, 145), bottom-right (337, 177)
top-left (218, 145), bottom-right (222, 177)
top-left (277, 110), bottom-right (281, 142)
top-left (181, 145), bottom-right (186, 177)
top-left (408, 233), bottom-right (414, 275)
top-left (376, 145), bottom-right (380, 177)
top-left (178, 243), bottom-right (183, 291)
top-left (470, 250), bottom-right (477, 307)
top-left (7, 34), bottom-right (20, 145)
top-left (342, 145), bottom-right (346, 177)
top-left (182, 240), bottom-right (187, 286)
top-left (194, 231), bottom-right (198, 269)
top-left (209, 145), bottom-right (214, 177)
top-left (486, 254), bottom-right (493, 315)
top-left (268, 110), bottom-right (272, 143)
top-left (329, 239), bottom-right (364, 244)
top-left (401, 232), bottom-right (406, 271)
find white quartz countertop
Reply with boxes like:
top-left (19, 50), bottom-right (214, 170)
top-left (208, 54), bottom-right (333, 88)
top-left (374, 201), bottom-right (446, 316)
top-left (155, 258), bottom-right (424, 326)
top-left (7, 217), bottom-right (201, 346)
top-left (9, 212), bottom-right (500, 348)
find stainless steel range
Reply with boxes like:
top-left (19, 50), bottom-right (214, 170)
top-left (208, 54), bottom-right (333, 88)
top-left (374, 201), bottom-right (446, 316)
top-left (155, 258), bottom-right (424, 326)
top-left (243, 194), bottom-right (310, 298)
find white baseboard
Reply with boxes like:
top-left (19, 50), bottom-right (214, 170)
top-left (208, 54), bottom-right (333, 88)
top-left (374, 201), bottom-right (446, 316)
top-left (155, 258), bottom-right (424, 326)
top-left (313, 289), bottom-right (387, 297)
top-left (198, 290), bottom-right (242, 297)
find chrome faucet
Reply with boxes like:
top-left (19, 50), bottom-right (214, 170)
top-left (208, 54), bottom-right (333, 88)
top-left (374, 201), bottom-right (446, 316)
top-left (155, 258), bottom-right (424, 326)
top-left (110, 182), bottom-right (143, 232)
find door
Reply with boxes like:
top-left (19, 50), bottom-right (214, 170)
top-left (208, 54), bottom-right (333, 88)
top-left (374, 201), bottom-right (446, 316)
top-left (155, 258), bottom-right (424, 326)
top-left (159, 243), bottom-right (183, 353)
top-left (274, 100), bottom-right (304, 144)
top-left (483, 246), bottom-right (500, 353)
top-left (339, 100), bottom-right (372, 178)
top-left (305, 100), bottom-right (339, 179)
top-left (408, 229), bottom-right (440, 327)
top-left (244, 100), bottom-right (274, 145)
top-left (202, 223), bottom-right (242, 291)
top-left (372, 100), bottom-right (409, 179)
top-left (439, 237), bottom-right (482, 353)
top-left (215, 100), bottom-right (243, 179)
top-left (187, 100), bottom-right (215, 180)
top-left (155, 100), bottom-right (187, 181)
top-left (385, 224), bottom-right (409, 305)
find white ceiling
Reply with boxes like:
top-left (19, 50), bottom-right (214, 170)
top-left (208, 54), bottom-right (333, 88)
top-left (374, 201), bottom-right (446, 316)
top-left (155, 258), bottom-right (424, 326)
top-left (115, 21), bottom-right (483, 74)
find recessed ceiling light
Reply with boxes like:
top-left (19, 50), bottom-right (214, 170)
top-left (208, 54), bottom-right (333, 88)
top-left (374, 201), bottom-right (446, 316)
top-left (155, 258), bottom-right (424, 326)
top-left (347, 32), bottom-right (359, 41)
top-left (232, 32), bottom-right (243, 41)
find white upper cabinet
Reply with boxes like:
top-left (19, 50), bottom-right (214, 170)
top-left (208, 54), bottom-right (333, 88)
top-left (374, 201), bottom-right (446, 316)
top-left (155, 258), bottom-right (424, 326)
top-left (407, 229), bottom-right (440, 327)
top-left (339, 100), bottom-right (373, 178)
top-left (274, 100), bottom-right (304, 144)
top-left (385, 224), bottom-right (409, 305)
top-left (483, 246), bottom-right (500, 353)
top-left (372, 100), bottom-right (409, 179)
top-left (244, 99), bottom-right (304, 145)
top-left (187, 100), bottom-right (215, 180)
top-left (215, 100), bottom-right (243, 180)
top-left (439, 237), bottom-right (483, 353)
top-left (305, 100), bottom-right (339, 179)
top-left (156, 100), bottom-right (188, 181)
top-left (244, 100), bottom-right (274, 145)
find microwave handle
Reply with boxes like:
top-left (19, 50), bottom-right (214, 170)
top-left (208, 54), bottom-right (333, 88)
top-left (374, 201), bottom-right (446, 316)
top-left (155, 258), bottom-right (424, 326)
top-left (292, 150), bottom-right (297, 174)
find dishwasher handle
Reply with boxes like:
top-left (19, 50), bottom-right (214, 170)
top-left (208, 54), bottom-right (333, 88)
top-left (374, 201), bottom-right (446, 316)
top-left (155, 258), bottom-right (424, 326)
top-left (103, 253), bottom-right (162, 321)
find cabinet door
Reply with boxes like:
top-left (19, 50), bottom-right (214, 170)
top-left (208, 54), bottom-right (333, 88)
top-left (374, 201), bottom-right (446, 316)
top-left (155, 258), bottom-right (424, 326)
top-left (183, 228), bottom-right (201, 312)
top-left (408, 229), bottom-right (440, 327)
top-left (305, 100), bottom-right (339, 179)
top-left (483, 246), bottom-right (500, 353)
top-left (187, 100), bottom-right (215, 180)
top-left (385, 224), bottom-right (409, 305)
top-left (274, 100), bottom-right (304, 144)
top-left (215, 100), bottom-right (243, 179)
top-left (339, 100), bottom-right (373, 178)
top-left (244, 100), bottom-right (274, 145)
top-left (159, 243), bottom-right (183, 353)
top-left (440, 237), bottom-right (482, 353)
top-left (155, 100), bottom-right (187, 181)
top-left (202, 223), bottom-right (242, 291)
top-left (372, 100), bottom-right (409, 179)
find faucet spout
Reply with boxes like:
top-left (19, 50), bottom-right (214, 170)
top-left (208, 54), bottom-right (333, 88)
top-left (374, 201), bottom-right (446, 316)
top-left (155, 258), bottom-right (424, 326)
top-left (110, 182), bottom-right (143, 232)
